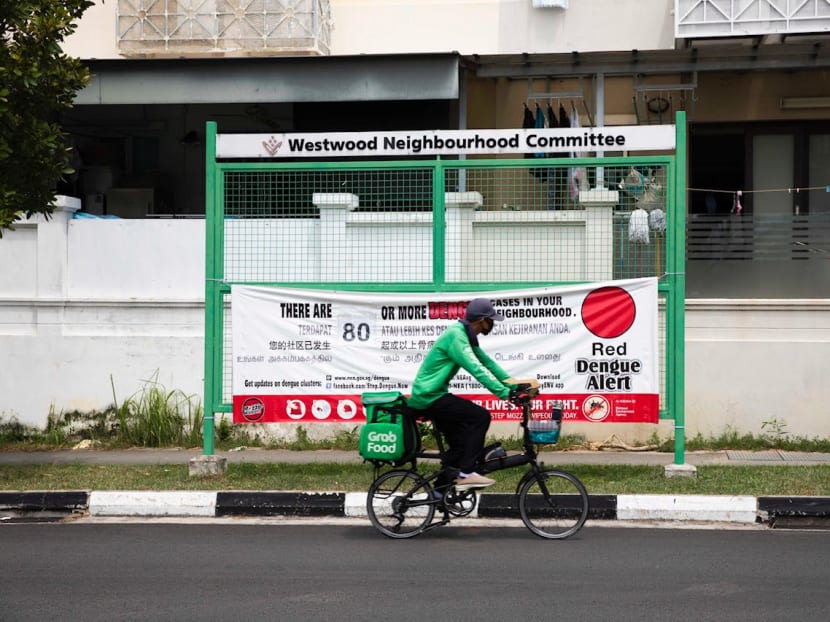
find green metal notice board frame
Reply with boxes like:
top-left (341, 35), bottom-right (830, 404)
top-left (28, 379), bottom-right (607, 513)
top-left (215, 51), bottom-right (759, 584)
top-left (203, 112), bottom-right (688, 465)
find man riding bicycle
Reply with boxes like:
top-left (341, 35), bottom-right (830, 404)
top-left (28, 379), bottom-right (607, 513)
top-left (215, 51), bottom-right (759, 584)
top-left (407, 297), bottom-right (535, 492)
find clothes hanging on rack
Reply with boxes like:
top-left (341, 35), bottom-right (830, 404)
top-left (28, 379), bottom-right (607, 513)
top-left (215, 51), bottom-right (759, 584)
top-left (558, 103), bottom-right (570, 129)
top-left (522, 103), bottom-right (535, 161)
top-left (529, 104), bottom-right (548, 180)
top-left (522, 103), bottom-right (534, 129)
top-left (535, 103), bottom-right (546, 126)
top-left (731, 190), bottom-right (743, 215)
top-left (546, 102), bottom-right (565, 160)
top-left (569, 102), bottom-right (585, 200)
top-left (534, 103), bottom-right (546, 157)
top-left (547, 103), bottom-right (559, 128)
top-left (544, 101), bottom-right (565, 209)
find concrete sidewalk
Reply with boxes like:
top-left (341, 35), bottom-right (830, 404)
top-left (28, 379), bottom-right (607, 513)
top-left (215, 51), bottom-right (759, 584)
top-left (2, 448), bottom-right (830, 526)
top-left (3, 447), bottom-right (830, 466)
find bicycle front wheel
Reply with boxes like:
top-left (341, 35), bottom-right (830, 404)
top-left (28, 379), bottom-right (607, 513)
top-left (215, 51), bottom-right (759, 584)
top-left (518, 469), bottom-right (589, 539)
top-left (367, 470), bottom-right (436, 539)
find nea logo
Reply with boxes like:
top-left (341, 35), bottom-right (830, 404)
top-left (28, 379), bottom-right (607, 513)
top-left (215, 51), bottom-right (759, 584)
top-left (241, 397), bottom-right (265, 422)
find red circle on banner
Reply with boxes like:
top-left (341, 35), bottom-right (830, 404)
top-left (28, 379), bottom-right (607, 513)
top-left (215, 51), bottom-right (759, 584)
top-left (241, 397), bottom-right (265, 422)
top-left (581, 286), bottom-right (636, 339)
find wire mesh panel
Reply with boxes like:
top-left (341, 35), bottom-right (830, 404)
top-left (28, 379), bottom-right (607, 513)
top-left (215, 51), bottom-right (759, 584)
top-left (444, 163), bottom-right (587, 283)
top-left (222, 166), bottom-right (435, 284)
top-left (219, 159), bottom-right (671, 287)
top-left (610, 164), bottom-right (669, 280)
top-left (213, 157), bottom-right (675, 407)
top-left (443, 161), bottom-right (669, 284)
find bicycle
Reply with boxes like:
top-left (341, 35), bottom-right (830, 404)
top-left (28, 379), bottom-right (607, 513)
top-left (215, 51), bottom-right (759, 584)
top-left (365, 386), bottom-right (589, 539)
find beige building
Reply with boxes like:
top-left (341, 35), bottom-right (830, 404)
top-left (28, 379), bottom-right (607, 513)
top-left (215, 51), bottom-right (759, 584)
top-left (5, 1), bottom-right (828, 441)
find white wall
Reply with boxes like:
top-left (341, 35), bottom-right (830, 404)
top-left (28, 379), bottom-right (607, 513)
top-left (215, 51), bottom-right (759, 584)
top-left (685, 300), bottom-right (830, 440)
top-left (69, 219), bottom-right (205, 298)
top-left (0, 201), bottom-right (205, 425)
top-left (330, 0), bottom-right (674, 55)
top-left (2, 197), bottom-right (830, 443)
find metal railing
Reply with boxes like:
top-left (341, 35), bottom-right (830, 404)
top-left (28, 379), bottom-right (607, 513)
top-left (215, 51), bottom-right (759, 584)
top-left (676, 0), bottom-right (830, 38)
top-left (117, 0), bottom-right (331, 55)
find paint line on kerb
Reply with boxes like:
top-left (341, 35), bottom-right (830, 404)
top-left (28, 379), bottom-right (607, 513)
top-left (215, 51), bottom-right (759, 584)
top-left (344, 492), bottom-right (367, 517)
top-left (89, 491), bottom-right (216, 517)
top-left (617, 494), bottom-right (757, 523)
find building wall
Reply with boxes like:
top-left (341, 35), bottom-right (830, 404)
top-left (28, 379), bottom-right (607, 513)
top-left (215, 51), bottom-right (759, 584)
top-left (0, 200), bottom-right (205, 425)
top-left (62, 0), bottom-right (675, 59)
top-left (36, 0), bottom-right (830, 444)
top-left (2, 198), bottom-right (829, 443)
top-left (329, 0), bottom-right (674, 55)
top-left (467, 70), bottom-right (830, 132)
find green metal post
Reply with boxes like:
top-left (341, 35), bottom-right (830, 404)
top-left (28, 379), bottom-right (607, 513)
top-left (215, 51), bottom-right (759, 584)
top-left (432, 159), bottom-right (446, 288)
top-left (202, 121), bottom-right (218, 456)
top-left (672, 111), bottom-right (688, 465)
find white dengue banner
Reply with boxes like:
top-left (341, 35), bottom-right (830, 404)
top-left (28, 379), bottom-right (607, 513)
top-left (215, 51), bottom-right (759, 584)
top-left (231, 279), bottom-right (659, 425)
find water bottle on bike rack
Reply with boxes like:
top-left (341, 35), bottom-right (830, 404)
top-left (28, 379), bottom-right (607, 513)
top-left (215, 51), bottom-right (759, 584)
top-left (527, 400), bottom-right (563, 445)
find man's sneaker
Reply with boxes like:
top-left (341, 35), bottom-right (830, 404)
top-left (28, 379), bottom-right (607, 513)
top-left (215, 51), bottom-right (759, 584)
top-left (454, 472), bottom-right (496, 491)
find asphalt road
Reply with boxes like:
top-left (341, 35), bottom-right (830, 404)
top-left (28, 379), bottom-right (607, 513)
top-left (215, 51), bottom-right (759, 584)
top-left (1, 520), bottom-right (828, 621)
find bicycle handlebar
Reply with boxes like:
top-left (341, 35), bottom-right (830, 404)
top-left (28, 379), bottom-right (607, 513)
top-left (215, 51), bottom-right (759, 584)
top-left (508, 382), bottom-right (538, 406)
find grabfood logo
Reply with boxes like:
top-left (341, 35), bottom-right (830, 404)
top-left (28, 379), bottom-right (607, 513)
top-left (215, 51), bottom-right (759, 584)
top-left (241, 397), bottom-right (265, 422)
top-left (366, 430), bottom-right (399, 454)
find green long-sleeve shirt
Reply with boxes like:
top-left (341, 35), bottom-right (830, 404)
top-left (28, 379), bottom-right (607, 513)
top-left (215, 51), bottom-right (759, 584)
top-left (408, 320), bottom-right (512, 409)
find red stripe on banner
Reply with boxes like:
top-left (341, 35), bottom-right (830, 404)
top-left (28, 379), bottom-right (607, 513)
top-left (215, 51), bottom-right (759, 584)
top-left (233, 393), bottom-right (658, 424)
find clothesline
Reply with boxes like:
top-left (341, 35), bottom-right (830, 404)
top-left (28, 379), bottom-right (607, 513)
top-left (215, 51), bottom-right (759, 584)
top-left (689, 185), bottom-right (830, 195)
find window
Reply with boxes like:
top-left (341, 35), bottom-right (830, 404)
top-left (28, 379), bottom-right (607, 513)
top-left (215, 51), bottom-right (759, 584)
top-left (687, 122), bottom-right (830, 298)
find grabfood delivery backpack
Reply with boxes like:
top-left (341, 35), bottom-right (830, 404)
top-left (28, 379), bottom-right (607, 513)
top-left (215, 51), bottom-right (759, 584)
top-left (359, 392), bottom-right (420, 466)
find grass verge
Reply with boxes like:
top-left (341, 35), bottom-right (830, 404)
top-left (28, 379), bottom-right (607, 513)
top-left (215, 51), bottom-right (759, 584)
top-left (1, 463), bottom-right (829, 496)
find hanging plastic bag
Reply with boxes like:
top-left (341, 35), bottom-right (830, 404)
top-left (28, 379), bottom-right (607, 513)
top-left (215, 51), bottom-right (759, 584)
top-left (628, 208), bottom-right (650, 244)
top-left (649, 208), bottom-right (666, 233)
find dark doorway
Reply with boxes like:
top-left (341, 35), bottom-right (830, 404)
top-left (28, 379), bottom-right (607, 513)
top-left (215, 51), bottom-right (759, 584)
top-left (688, 127), bottom-right (745, 215)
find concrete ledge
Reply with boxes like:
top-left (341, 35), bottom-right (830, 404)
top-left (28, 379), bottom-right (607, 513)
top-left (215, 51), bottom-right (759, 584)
top-left (216, 491), bottom-right (345, 517)
top-left (477, 492), bottom-right (618, 520)
top-left (0, 491), bottom-right (88, 512)
top-left (757, 496), bottom-right (830, 517)
top-left (664, 463), bottom-right (698, 478)
top-left (312, 192), bottom-right (359, 209)
top-left (89, 491), bottom-right (216, 517)
top-left (758, 496), bottom-right (830, 528)
top-left (617, 494), bottom-right (758, 523)
top-left (5, 491), bottom-right (830, 526)
top-left (344, 492), bottom-right (367, 517)
top-left (347, 492), bottom-right (619, 520)
top-left (188, 455), bottom-right (228, 477)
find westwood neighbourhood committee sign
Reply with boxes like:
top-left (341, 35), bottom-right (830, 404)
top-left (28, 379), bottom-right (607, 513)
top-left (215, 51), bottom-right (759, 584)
top-left (216, 125), bottom-right (676, 159)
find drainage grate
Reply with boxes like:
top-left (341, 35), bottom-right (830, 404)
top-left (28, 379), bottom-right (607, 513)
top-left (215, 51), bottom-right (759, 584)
top-left (779, 452), bottom-right (830, 463)
top-left (725, 450), bottom-right (782, 461)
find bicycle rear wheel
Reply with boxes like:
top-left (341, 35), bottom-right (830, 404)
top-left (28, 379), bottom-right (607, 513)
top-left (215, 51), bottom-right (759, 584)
top-left (518, 469), bottom-right (588, 539)
top-left (367, 470), bottom-right (436, 539)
